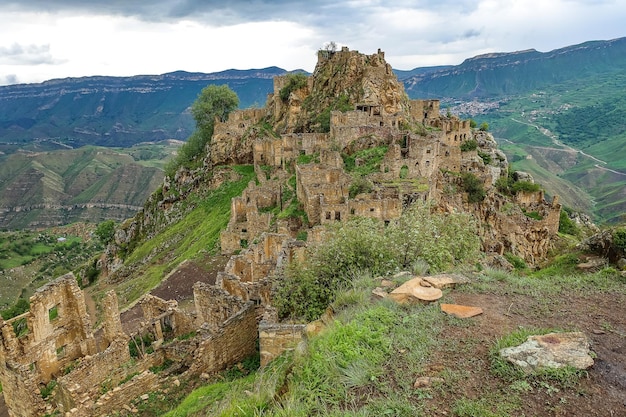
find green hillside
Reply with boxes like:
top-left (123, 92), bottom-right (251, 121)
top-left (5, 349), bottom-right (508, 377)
top-left (468, 68), bottom-right (626, 223)
top-left (0, 142), bottom-right (179, 229)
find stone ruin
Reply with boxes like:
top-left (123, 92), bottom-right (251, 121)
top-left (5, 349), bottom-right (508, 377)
top-left (1, 47), bottom-right (563, 416)
top-left (0, 273), bottom-right (258, 416)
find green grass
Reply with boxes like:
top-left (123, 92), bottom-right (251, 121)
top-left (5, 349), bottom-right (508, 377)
top-left (112, 165), bottom-right (255, 307)
top-left (342, 145), bottom-right (388, 177)
top-left (169, 272), bottom-right (442, 416)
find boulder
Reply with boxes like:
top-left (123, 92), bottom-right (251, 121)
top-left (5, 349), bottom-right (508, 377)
top-left (413, 376), bottom-right (444, 389)
top-left (441, 304), bottom-right (483, 318)
top-left (499, 332), bottom-right (594, 372)
top-left (423, 274), bottom-right (469, 289)
top-left (389, 277), bottom-right (443, 304)
top-left (371, 287), bottom-right (388, 299)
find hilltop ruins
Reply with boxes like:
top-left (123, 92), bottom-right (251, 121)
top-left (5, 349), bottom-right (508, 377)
top-left (0, 47), bottom-right (561, 416)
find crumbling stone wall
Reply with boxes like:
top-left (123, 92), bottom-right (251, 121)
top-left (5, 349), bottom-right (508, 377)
top-left (296, 163), bottom-right (351, 225)
top-left (187, 301), bottom-right (258, 376)
top-left (259, 322), bottom-right (306, 367)
top-left (0, 274), bottom-right (96, 386)
top-left (210, 108), bottom-right (266, 166)
top-left (139, 295), bottom-right (196, 341)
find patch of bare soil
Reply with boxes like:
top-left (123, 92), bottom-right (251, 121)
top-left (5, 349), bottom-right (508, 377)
top-left (0, 395), bottom-right (8, 417)
top-left (120, 253), bottom-right (229, 335)
top-left (423, 285), bottom-right (626, 416)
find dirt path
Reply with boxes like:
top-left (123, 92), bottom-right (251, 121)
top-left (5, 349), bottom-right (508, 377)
top-left (423, 286), bottom-right (626, 416)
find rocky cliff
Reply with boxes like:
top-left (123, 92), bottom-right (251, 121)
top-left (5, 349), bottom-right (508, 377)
top-left (106, 46), bottom-right (561, 281)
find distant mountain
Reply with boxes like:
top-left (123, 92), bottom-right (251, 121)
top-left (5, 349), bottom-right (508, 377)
top-left (400, 38), bottom-right (626, 99)
top-left (0, 67), bottom-right (287, 155)
top-left (2, 37), bottom-right (626, 227)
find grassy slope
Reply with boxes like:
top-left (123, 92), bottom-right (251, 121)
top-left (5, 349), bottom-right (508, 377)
top-left (163, 261), bottom-right (625, 417)
top-left (473, 69), bottom-right (626, 223)
top-left (92, 165), bottom-right (256, 308)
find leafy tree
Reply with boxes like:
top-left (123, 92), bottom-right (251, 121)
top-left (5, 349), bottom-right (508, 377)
top-left (479, 122), bottom-right (489, 131)
top-left (95, 220), bottom-right (116, 245)
top-left (191, 84), bottom-right (239, 141)
top-left (167, 84), bottom-right (239, 174)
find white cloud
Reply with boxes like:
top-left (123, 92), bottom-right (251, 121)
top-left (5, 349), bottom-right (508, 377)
top-left (0, 0), bottom-right (624, 85)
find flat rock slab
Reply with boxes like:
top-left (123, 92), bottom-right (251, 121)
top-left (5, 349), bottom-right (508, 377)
top-left (499, 331), bottom-right (594, 372)
top-left (389, 277), bottom-right (442, 304)
top-left (441, 303), bottom-right (483, 318)
top-left (423, 274), bottom-right (469, 289)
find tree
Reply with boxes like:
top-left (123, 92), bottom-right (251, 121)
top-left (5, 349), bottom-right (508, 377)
top-left (191, 84), bottom-right (239, 142)
top-left (479, 122), bottom-right (489, 131)
top-left (95, 220), bottom-right (116, 245)
top-left (324, 41), bottom-right (338, 53)
top-left (167, 84), bottom-right (239, 175)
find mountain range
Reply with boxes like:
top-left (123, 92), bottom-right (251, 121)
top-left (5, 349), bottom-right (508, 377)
top-left (1, 37), bottom-right (625, 227)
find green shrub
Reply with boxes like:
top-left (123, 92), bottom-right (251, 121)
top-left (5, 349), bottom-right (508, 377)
top-left (504, 253), bottom-right (527, 270)
top-left (462, 173), bottom-right (486, 203)
top-left (460, 139), bottom-right (478, 152)
top-left (279, 73), bottom-right (308, 102)
top-left (613, 228), bottom-right (626, 252)
top-left (511, 180), bottom-right (540, 194)
top-left (558, 209), bottom-right (579, 236)
top-left (348, 176), bottom-right (373, 198)
top-left (478, 150), bottom-right (492, 165)
top-left (274, 205), bottom-right (480, 320)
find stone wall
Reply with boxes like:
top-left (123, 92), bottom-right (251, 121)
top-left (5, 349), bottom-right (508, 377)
top-left (259, 322), bottom-right (306, 367)
top-left (0, 274), bottom-right (96, 384)
top-left (187, 301), bottom-right (258, 376)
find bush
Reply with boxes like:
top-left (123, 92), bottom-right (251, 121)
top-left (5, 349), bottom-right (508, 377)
top-left (274, 205), bottom-right (480, 320)
top-left (460, 139), bottom-right (478, 152)
top-left (348, 176), bottom-right (373, 198)
top-left (559, 210), bottom-right (579, 236)
top-left (462, 173), bottom-right (486, 203)
top-left (613, 228), bottom-right (626, 252)
top-left (511, 180), bottom-right (540, 194)
top-left (279, 73), bottom-right (308, 102)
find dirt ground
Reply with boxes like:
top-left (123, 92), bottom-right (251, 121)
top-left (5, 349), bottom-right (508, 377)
top-left (120, 253), bottom-right (229, 335)
top-left (422, 286), bottom-right (626, 417)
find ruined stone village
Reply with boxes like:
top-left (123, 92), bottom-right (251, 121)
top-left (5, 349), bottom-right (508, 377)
top-left (0, 47), bottom-right (563, 416)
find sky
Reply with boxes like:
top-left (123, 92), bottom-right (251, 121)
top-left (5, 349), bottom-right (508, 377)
top-left (0, 0), bottom-right (624, 86)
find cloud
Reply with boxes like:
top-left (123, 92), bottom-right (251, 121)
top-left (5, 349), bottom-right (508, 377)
top-left (0, 43), bottom-right (56, 65)
top-left (0, 74), bottom-right (19, 85)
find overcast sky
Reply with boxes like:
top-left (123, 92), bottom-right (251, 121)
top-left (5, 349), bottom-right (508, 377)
top-left (0, 0), bottom-right (624, 85)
